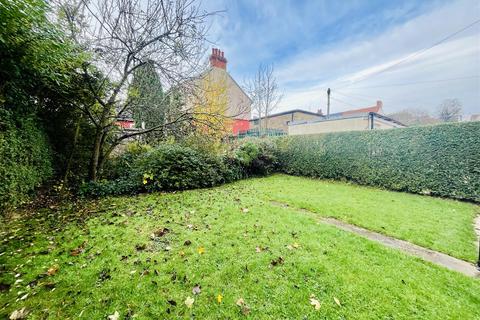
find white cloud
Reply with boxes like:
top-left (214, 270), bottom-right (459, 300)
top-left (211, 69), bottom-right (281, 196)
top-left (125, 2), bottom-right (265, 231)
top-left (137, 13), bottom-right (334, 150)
top-left (276, 0), bottom-right (480, 114)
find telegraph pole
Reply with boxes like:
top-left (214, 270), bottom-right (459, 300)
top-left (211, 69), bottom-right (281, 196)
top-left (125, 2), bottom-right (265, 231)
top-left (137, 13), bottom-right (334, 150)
top-left (327, 88), bottom-right (331, 118)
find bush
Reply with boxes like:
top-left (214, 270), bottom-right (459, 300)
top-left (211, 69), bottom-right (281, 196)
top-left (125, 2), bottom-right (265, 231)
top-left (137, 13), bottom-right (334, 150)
top-left (136, 144), bottom-right (226, 191)
top-left (277, 122), bottom-right (480, 202)
top-left (81, 139), bottom-right (280, 197)
top-left (234, 139), bottom-right (279, 176)
top-left (0, 110), bottom-right (53, 210)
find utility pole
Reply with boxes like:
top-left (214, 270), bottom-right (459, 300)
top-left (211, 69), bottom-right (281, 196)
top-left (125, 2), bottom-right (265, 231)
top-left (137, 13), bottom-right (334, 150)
top-left (327, 88), bottom-right (331, 118)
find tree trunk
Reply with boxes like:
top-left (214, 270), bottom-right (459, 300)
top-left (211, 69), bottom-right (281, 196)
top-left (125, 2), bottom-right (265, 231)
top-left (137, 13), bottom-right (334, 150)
top-left (63, 119), bottom-right (81, 185)
top-left (89, 130), bottom-right (103, 181)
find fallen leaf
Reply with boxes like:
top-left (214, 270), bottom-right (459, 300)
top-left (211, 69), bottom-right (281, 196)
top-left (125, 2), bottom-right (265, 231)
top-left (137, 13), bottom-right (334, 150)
top-left (334, 297), bottom-right (341, 307)
top-left (217, 294), bottom-right (223, 303)
top-left (47, 265), bottom-right (59, 276)
top-left (107, 311), bottom-right (120, 320)
top-left (153, 228), bottom-right (170, 237)
top-left (184, 240), bottom-right (192, 246)
top-left (236, 298), bottom-right (250, 315)
top-left (241, 208), bottom-right (249, 213)
top-left (292, 242), bottom-right (300, 248)
top-left (309, 296), bottom-right (321, 310)
top-left (185, 296), bottom-right (194, 308)
top-left (270, 257), bottom-right (284, 266)
top-left (9, 308), bottom-right (28, 319)
top-left (192, 284), bottom-right (201, 295)
top-left (179, 250), bottom-right (185, 257)
top-left (236, 298), bottom-right (245, 306)
top-left (135, 243), bottom-right (146, 251)
top-left (197, 247), bottom-right (205, 254)
top-left (255, 246), bottom-right (262, 253)
top-left (70, 241), bottom-right (87, 256)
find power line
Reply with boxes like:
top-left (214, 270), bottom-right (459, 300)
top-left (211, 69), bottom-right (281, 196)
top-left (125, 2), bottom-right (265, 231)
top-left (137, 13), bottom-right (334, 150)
top-left (330, 96), bottom-right (357, 108)
top-left (346, 75), bottom-right (480, 89)
top-left (335, 18), bottom-right (480, 90)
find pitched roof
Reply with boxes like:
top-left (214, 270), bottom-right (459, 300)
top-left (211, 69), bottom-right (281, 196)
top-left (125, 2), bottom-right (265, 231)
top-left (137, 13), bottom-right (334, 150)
top-left (250, 109), bottom-right (323, 121)
top-left (342, 105), bottom-right (381, 116)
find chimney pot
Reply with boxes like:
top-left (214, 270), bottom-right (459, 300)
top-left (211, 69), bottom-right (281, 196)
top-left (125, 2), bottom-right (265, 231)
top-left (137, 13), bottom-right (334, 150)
top-left (209, 48), bottom-right (227, 69)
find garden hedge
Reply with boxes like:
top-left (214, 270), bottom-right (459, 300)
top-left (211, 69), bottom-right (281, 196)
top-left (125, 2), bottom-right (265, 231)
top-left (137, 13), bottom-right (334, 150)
top-left (0, 110), bottom-right (53, 211)
top-left (277, 122), bottom-right (480, 202)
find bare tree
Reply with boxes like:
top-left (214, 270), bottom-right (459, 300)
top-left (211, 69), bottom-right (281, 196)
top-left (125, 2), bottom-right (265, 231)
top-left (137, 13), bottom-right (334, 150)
top-left (388, 108), bottom-right (438, 126)
top-left (54, 0), bottom-right (217, 180)
top-left (437, 99), bottom-right (463, 122)
top-left (245, 63), bottom-right (282, 131)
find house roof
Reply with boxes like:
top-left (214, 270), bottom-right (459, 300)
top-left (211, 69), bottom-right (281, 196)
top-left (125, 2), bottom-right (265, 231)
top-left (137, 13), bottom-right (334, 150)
top-left (288, 112), bottom-right (406, 127)
top-left (250, 109), bottom-right (323, 121)
top-left (342, 105), bottom-right (382, 116)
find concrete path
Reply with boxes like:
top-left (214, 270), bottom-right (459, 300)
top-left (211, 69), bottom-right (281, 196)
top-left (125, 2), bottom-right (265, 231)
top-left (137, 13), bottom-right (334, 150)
top-left (271, 201), bottom-right (480, 278)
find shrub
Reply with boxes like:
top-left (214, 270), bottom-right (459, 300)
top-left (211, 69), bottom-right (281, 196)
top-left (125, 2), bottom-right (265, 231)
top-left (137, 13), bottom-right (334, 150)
top-left (136, 144), bottom-right (225, 191)
top-left (277, 122), bottom-right (480, 202)
top-left (81, 139), bottom-right (280, 197)
top-left (0, 110), bottom-right (53, 210)
top-left (234, 139), bottom-right (279, 176)
top-left (103, 142), bottom-right (152, 180)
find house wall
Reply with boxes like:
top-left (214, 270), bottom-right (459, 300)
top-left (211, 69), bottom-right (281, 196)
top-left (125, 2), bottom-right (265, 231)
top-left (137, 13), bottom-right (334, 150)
top-left (250, 111), bottom-right (322, 133)
top-left (208, 67), bottom-right (251, 120)
top-left (288, 115), bottom-right (401, 135)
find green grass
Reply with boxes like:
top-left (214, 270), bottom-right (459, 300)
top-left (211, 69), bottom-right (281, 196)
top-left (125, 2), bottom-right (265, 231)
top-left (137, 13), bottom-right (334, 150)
top-left (247, 174), bottom-right (479, 262)
top-left (1, 175), bottom-right (479, 319)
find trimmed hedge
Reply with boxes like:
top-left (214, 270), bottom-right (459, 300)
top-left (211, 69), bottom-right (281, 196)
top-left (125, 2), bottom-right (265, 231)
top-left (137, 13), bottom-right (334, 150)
top-left (277, 122), bottom-right (480, 202)
top-left (0, 110), bottom-right (53, 210)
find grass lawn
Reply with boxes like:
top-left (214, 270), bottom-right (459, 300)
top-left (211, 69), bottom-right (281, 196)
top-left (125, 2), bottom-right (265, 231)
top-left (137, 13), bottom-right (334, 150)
top-left (1, 175), bottom-right (479, 319)
top-left (248, 174), bottom-right (479, 262)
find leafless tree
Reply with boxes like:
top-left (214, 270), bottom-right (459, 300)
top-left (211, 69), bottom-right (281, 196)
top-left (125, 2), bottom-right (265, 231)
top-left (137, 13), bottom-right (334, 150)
top-left (54, 0), bottom-right (219, 180)
top-left (245, 63), bottom-right (283, 131)
top-left (437, 99), bottom-right (463, 122)
top-left (388, 108), bottom-right (438, 126)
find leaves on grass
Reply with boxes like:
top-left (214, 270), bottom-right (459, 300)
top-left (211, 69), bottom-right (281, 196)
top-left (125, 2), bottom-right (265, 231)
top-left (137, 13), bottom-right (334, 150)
top-left (98, 269), bottom-right (111, 282)
top-left (241, 208), bottom-right (249, 213)
top-left (152, 227), bottom-right (170, 238)
top-left (197, 247), bottom-right (205, 254)
top-left (192, 284), bottom-right (201, 295)
top-left (9, 307), bottom-right (28, 319)
top-left (334, 297), bottom-right (341, 307)
top-left (255, 246), bottom-right (262, 253)
top-left (135, 243), bottom-right (147, 251)
top-left (270, 257), bottom-right (284, 266)
top-left (184, 240), bottom-right (192, 246)
top-left (70, 241), bottom-right (87, 256)
top-left (287, 243), bottom-right (300, 250)
top-left (309, 295), bottom-right (321, 310)
top-left (46, 265), bottom-right (59, 276)
top-left (217, 294), bottom-right (223, 303)
top-left (236, 298), bottom-right (251, 315)
top-left (185, 296), bottom-right (194, 308)
top-left (107, 311), bottom-right (120, 320)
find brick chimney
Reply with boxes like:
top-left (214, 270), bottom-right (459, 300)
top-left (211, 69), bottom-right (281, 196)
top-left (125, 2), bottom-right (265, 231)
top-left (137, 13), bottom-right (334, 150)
top-left (209, 48), bottom-right (227, 69)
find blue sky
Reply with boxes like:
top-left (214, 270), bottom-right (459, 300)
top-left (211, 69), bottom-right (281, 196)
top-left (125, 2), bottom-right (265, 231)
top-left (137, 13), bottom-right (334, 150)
top-left (204, 0), bottom-right (480, 115)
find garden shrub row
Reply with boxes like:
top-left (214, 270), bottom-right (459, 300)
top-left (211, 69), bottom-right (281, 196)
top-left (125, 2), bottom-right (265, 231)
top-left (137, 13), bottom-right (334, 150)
top-left (276, 122), bottom-right (480, 202)
top-left (80, 139), bottom-right (278, 197)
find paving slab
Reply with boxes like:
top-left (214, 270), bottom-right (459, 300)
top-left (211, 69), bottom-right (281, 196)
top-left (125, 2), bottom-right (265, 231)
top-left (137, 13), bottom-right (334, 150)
top-left (271, 201), bottom-right (480, 278)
